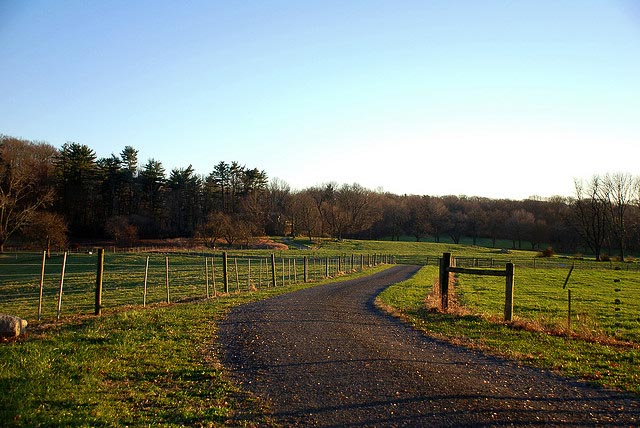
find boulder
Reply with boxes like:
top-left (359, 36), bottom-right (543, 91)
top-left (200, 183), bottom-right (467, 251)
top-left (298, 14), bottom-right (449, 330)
top-left (0, 314), bottom-right (28, 338)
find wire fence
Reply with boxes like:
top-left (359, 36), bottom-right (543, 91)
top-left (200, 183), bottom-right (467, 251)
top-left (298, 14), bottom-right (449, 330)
top-left (430, 254), bottom-right (640, 343)
top-left (0, 251), bottom-right (393, 323)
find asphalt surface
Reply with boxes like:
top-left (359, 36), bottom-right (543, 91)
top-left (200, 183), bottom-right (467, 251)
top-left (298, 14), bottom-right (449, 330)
top-left (219, 265), bottom-right (640, 426)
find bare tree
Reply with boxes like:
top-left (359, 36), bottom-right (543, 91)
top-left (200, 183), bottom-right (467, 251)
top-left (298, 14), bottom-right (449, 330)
top-left (0, 136), bottom-right (57, 252)
top-left (573, 176), bottom-right (609, 261)
top-left (197, 211), bottom-right (229, 248)
top-left (23, 211), bottom-right (68, 257)
top-left (602, 173), bottom-right (637, 261)
top-left (291, 191), bottom-right (321, 241)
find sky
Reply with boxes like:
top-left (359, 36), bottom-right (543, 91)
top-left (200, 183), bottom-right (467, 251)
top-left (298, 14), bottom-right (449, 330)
top-left (1, 1), bottom-right (639, 200)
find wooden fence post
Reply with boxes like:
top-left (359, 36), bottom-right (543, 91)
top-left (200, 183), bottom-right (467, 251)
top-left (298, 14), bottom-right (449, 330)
top-left (248, 259), bottom-right (252, 288)
top-left (143, 255), bottom-right (149, 306)
top-left (234, 258), bottom-right (240, 292)
top-left (165, 256), bottom-right (170, 304)
top-left (212, 257), bottom-right (218, 297)
top-left (439, 252), bottom-right (451, 311)
top-left (504, 262), bottom-right (515, 321)
top-left (567, 289), bottom-right (572, 331)
top-left (56, 252), bottom-right (68, 320)
top-left (271, 253), bottom-right (277, 287)
top-left (223, 252), bottom-right (229, 293)
top-left (95, 248), bottom-right (104, 316)
top-left (304, 256), bottom-right (309, 283)
top-left (205, 257), bottom-right (210, 298)
top-left (38, 251), bottom-right (46, 321)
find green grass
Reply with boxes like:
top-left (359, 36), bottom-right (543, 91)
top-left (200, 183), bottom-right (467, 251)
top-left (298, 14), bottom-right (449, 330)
top-left (0, 265), bottom-right (391, 427)
top-left (377, 266), bottom-right (640, 394)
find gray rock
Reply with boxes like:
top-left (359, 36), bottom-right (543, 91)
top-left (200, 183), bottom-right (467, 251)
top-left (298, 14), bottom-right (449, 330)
top-left (0, 314), bottom-right (28, 338)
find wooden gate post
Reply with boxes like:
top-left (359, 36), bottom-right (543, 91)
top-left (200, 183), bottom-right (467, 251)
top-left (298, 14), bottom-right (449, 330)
top-left (304, 256), bottom-right (309, 283)
top-left (439, 253), bottom-right (452, 311)
top-left (504, 262), bottom-right (515, 321)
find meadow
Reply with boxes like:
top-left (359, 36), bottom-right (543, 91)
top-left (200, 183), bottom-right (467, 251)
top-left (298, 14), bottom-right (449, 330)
top-left (2, 239), bottom-right (640, 425)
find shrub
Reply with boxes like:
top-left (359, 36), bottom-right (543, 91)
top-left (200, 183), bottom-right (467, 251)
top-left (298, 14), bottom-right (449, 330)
top-left (540, 247), bottom-right (554, 258)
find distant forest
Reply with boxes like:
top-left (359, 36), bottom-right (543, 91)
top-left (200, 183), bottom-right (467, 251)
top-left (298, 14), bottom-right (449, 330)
top-left (2, 134), bottom-right (639, 261)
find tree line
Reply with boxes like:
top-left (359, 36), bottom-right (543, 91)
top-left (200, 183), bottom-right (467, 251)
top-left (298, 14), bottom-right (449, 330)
top-left (1, 135), bottom-right (640, 260)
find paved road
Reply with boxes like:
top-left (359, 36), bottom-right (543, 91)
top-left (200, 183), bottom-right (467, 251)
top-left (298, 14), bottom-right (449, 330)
top-left (219, 265), bottom-right (640, 426)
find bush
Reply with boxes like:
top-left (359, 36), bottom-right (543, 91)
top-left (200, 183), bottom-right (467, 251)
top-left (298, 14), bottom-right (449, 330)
top-left (540, 247), bottom-right (554, 258)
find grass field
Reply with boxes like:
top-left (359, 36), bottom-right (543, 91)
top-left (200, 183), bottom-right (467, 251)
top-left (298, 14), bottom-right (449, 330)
top-left (2, 239), bottom-right (640, 425)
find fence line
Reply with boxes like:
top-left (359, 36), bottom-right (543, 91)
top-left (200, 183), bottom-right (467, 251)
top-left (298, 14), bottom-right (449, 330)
top-left (0, 251), bottom-right (392, 323)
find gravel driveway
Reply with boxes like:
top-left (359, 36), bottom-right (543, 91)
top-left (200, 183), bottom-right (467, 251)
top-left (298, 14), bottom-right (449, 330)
top-left (219, 265), bottom-right (640, 426)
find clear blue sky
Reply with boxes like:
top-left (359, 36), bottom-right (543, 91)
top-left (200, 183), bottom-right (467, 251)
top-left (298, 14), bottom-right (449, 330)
top-left (2, 1), bottom-right (639, 200)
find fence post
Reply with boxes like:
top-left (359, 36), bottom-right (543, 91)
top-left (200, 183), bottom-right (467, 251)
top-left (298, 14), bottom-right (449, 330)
top-left (205, 257), bottom-right (210, 298)
top-left (38, 251), bottom-right (46, 321)
top-left (304, 256), bottom-right (309, 283)
top-left (325, 257), bottom-right (330, 278)
top-left (567, 289), bottom-right (572, 331)
top-left (223, 252), bottom-right (229, 293)
top-left (95, 248), bottom-right (104, 316)
top-left (248, 259), bottom-right (252, 288)
top-left (211, 257), bottom-right (217, 297)
top-left (143, 255), bottom-right (150, 306)
top-left (165, 256), bottom-right (170, 304)
top-left (504, 262), bottom-right (515, 321)
top-left (235, 258), bottom-right (240, 292)
top-left (271, 253), bottom-right (277, 287)
top-left (56, 252), bottom-right (68, 320)
top-left (439, 252), bottom-right (451, 311)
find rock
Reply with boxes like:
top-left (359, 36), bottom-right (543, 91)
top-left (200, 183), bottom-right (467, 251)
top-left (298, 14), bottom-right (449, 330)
top-left (0, 314), bottom-right (28, 338)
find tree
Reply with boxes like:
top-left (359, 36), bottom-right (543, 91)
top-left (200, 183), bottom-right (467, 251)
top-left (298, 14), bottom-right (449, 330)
top-left (197, 211), bottom-right (228, 247)
top-left (104, 215), bottom-right (138, 247)
top-left (291, 190), bottom-right (321, 241)
top-left (426, 197), bottom-right (449, 243)
top-left (211, 161), bottom-right (231, 212)
top-left (506, 209), bottom-right (535, 249)
top-left (119, 146), bottom-right (139, 215)
top-left (0, 136), bottom-right (58, 252)
top-left (602, 173), bottom-right (637, 261)
top-left (23, 211), bottom-right (68, 257)
top-left (337, 183), bottom-right (380, 238)
top-left (573, 176), bottom-right (609, 261)
top-left (139, 159), bottom-right (166, 236)
top-left (55, 142), bottom-right (100, 235)
top-left (166, 165), bottom-right (202, 236)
